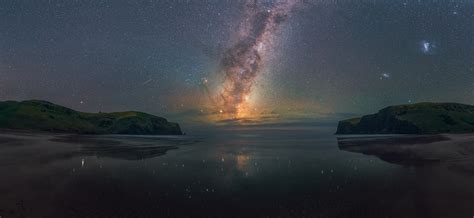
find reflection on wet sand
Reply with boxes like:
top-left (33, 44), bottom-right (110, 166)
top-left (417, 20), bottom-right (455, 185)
top-left (79, 144), bottom-right (177, 160)
top-left (337, 134), bottom-right (474, 175)
top-left (235, 154), bottom-right (251, 171)
top-left (52, 135), bottom-right (189, 160)
top-left (0, 132), bottom-right (197, 166)
top-left (0, 129), bottom-right (473, 218)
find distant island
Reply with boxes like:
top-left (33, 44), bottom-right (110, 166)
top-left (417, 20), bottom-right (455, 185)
top-left (336, 102), bottom-right (474, 134)
top-left (0, 100), bottom-right (182, 135)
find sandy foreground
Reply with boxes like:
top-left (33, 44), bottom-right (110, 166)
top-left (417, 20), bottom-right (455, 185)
top-left (0, 130), bottom-right (473, 217)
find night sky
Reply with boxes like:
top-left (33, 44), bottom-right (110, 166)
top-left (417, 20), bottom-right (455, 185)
top-left (1, 0), bottom-right (473, 124)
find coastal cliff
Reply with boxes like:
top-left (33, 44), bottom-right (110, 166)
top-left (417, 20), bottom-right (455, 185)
top-left (336, 102), bottom-right (474, 134)
top-left (0, 100), bottom-right (182, 135)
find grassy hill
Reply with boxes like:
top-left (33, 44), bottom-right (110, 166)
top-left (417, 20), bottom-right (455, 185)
top-left (0, 100), bottom-right (182, 135)
top-left (336, 102), bottom-right (474, 134)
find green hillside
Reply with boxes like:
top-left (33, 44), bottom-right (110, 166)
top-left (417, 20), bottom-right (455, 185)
top-left (0, 100), bottom-right (182, 135)
top-left (336, 102), bottom-right (474, 134)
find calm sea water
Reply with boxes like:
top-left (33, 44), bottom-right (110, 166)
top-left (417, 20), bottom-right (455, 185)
top-left (0, 125), bottom-right (472, 218)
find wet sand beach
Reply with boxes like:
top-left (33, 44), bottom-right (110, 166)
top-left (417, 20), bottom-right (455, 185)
top-left (0, 128), bottom-right (473, 217)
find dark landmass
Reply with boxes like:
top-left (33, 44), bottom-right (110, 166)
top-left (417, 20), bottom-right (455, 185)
top-left (336, 102), bottom-right (474, 134)
top-left (0, 100), bottom-right (182, 135)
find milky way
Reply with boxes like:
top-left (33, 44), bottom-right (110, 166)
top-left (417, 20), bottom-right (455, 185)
top-left (215, 0), bottom-right (297, 120)
top-left (2, 1), bottom-right (473, 123)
